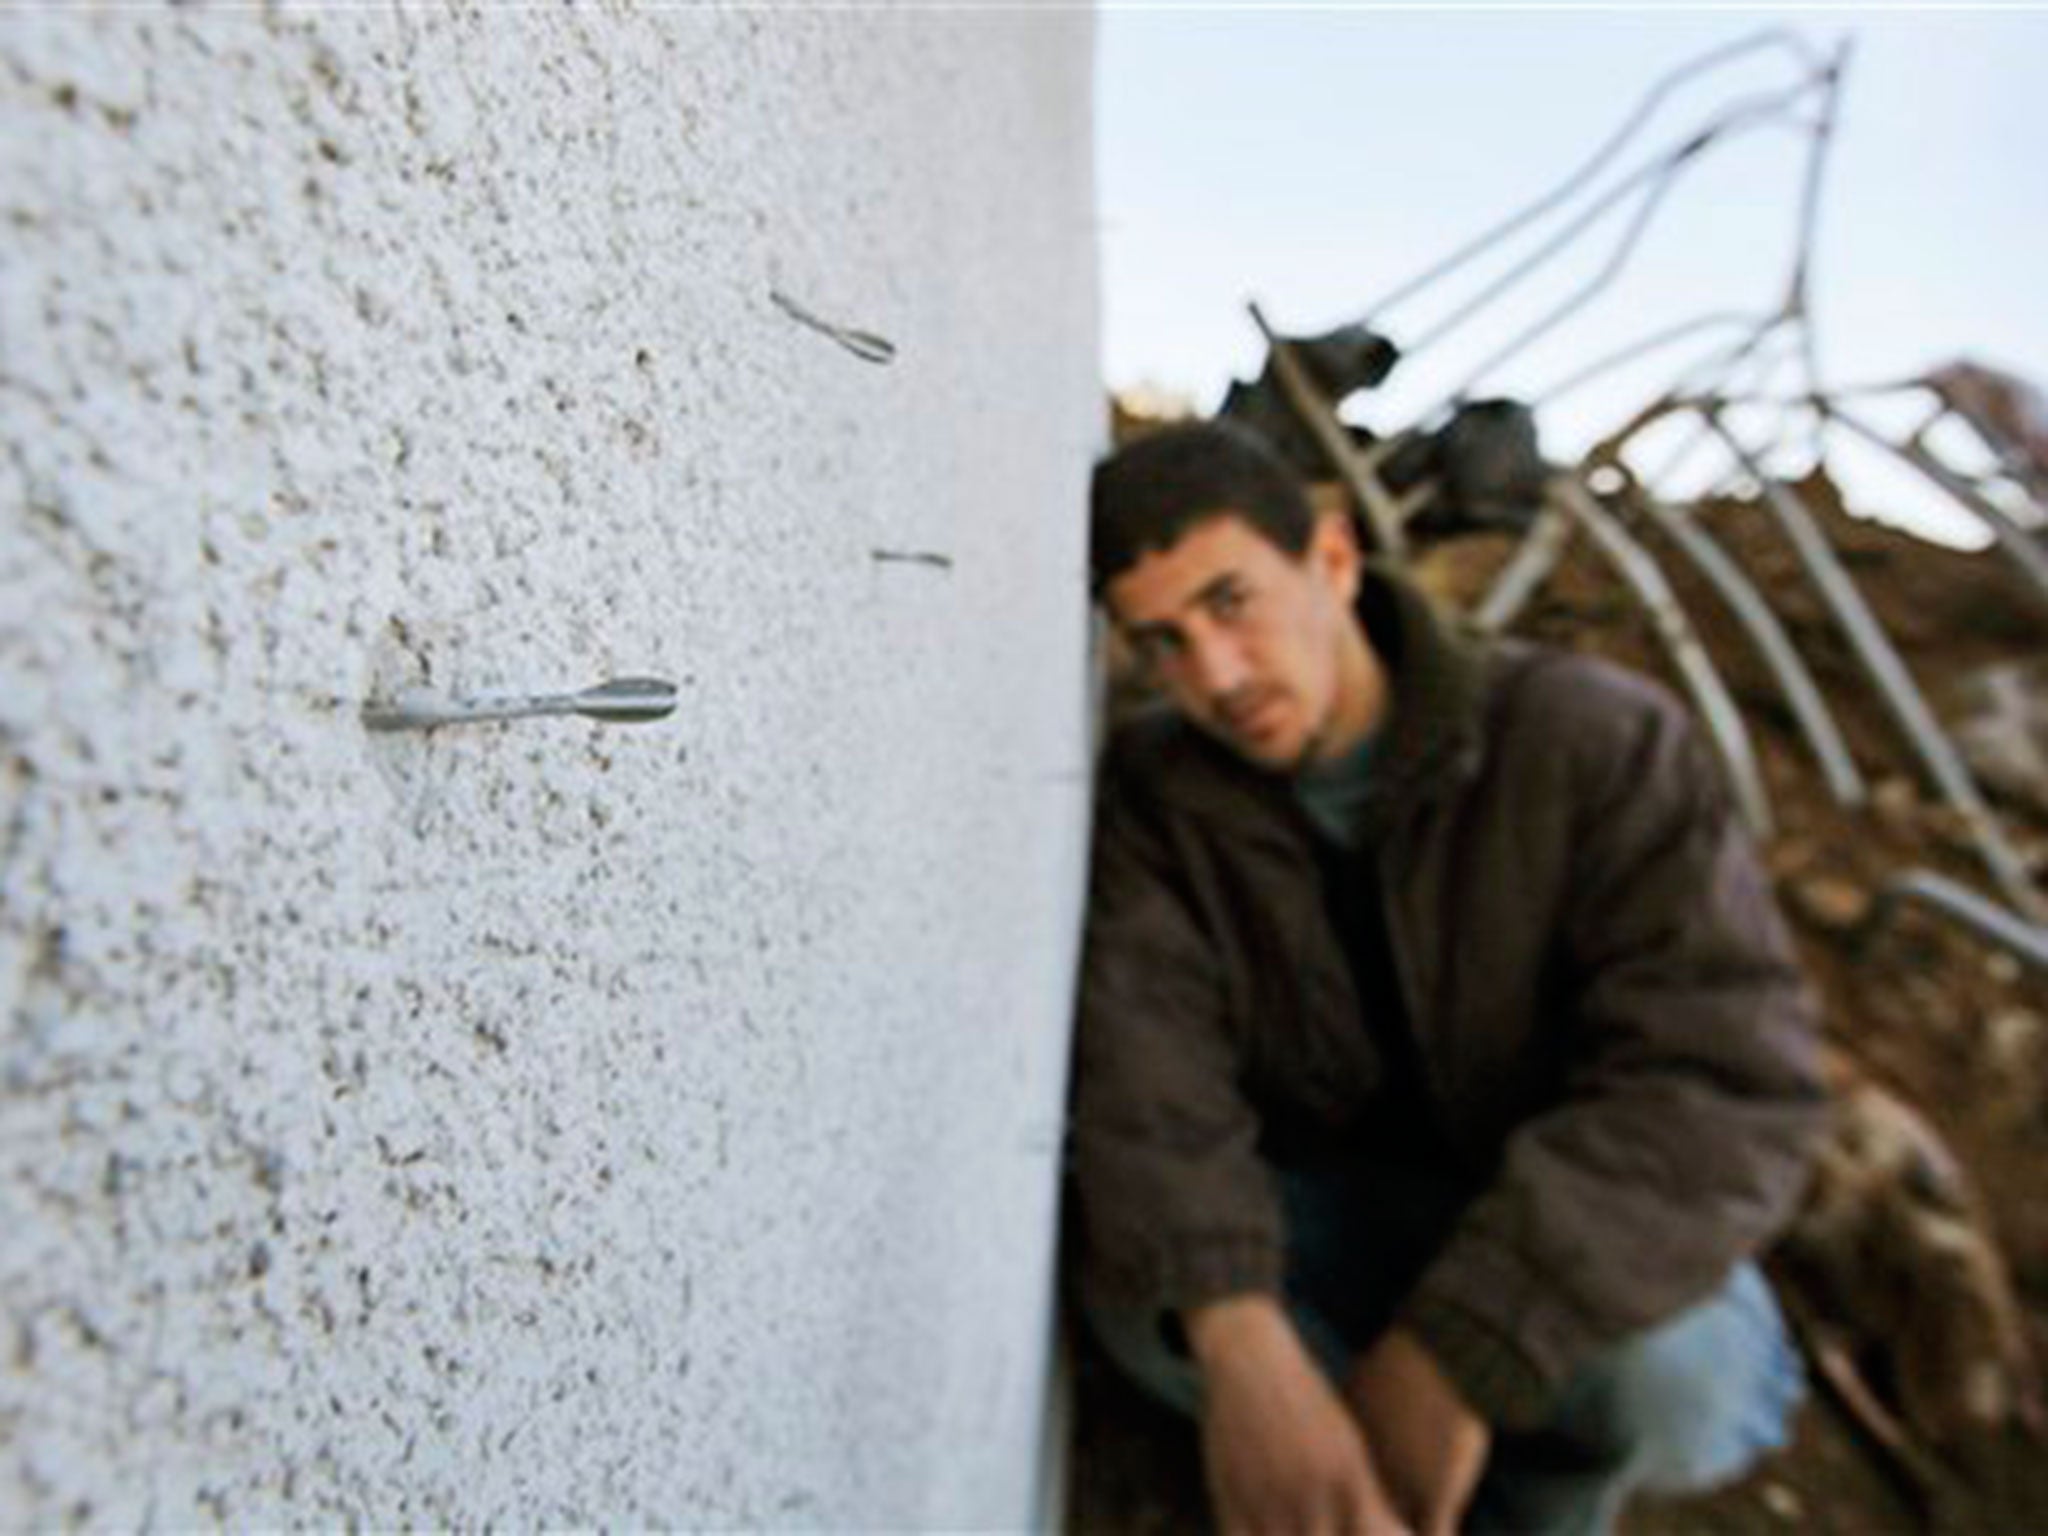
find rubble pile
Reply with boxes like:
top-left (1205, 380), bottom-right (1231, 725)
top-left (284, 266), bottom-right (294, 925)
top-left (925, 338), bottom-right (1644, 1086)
top-left (1420, 473), bottom-right (2048, 1531)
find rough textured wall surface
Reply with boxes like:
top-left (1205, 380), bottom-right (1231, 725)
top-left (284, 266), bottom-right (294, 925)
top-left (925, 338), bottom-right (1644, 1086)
top-left (0, 8), bottom-right (1097, 1526)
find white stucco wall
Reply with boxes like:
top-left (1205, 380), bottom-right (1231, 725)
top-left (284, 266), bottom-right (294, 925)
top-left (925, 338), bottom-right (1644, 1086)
top-left (0, 8), bottom-right (1097, 1527)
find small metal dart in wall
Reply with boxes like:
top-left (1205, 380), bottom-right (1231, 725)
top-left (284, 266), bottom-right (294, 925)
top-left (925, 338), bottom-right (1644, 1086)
top-left (362, 676), bottom-right (679, 732)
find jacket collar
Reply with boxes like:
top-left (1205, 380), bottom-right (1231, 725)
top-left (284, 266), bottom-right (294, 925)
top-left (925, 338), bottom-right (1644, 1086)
top-left (1124, 564), bottom-right (1494, 843)
top-left (1351, 563), bottom-right (1493, 834)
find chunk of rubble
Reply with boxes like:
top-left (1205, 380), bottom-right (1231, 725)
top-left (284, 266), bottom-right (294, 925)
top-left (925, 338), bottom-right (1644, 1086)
top-left (1781, 1067), bottom-right (2044, 1451)
top-left (1785, 871), bottom-right (1873, 935)
top-left (1948, 658), bottom-right (2048, 826)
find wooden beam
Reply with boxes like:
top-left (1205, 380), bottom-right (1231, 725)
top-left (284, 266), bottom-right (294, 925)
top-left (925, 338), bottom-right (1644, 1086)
top-left (1248, 302), bottom-right (1408, 560)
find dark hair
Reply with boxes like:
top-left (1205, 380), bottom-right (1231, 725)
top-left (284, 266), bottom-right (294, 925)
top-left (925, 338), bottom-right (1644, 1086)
top-left (1090, 421), bottom-right (1314, 595)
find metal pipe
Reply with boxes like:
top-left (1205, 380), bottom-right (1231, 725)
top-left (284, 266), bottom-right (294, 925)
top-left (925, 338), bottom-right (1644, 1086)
top-left (1368, 31), bottom-right (1818, 331)
top-left (1415, 93), bottom-right (1821, 416)
top-left (1471, 500), bottom-right (1573, 634)
top-left (1357, 29), bottom-right (1821, 326)
top-left (1779, 46), bottom-right (1850, 413)
top-left (1825, 405), bottom-right (2048, 607)
top-left (1248, 302), bottom-right (1409, 559)
top-left (1705, 410), bottom-right (2048, 919)
top-left (1636, 492), bottom-right (1867, 807)
top-left (1531, 309), bottom-right (1766, 412)
top-left (1862, 869), bottom-right (2048, 975)
top-left (1552, 475), bottom-right (1775, 838)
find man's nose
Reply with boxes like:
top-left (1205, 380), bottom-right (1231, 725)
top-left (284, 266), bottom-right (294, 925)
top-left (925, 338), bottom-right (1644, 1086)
top-left (1184, 626), bottom-right (1249, 700)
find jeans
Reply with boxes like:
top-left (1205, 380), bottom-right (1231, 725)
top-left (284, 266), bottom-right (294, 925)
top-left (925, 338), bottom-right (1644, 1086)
top-left (1086, 1157), bottom-right (1804, 1535)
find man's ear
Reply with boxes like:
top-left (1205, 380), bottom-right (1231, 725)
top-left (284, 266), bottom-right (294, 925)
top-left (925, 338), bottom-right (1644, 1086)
top-left (1309, 508), bottom-right (1364, 601)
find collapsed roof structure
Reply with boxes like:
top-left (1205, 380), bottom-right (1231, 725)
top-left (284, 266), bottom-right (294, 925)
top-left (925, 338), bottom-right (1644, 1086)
top-left (1228, 30), bottom-right (2047, 929)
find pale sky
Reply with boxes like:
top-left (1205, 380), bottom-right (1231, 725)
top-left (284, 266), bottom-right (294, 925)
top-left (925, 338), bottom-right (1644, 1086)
top-left (1096, 8), bottom-right (2048, 544)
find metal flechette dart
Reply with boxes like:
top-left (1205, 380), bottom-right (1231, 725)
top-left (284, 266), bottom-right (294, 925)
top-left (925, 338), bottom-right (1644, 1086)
top-left (362, 676), bottom-right (678, 732)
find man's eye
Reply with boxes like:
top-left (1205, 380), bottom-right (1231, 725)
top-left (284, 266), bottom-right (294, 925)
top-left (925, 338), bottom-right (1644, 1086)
top-left (1131, 631), bottom-right (1183, 668)
top-left (1209, 587), bottom-right (1247, 620)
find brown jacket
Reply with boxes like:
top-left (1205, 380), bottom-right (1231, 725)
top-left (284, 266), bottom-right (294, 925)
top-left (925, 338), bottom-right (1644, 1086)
top-left (1071, 570), bottom-right (1825, 1427)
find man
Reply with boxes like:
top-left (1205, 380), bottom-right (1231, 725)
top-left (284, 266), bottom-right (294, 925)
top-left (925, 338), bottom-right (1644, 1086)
top-left (1071, 422), bottom-right (1824, 1535)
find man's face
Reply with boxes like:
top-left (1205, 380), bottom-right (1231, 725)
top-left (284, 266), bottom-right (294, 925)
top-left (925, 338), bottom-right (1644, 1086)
top-left (1105, 511), bottom-right (1364, 770)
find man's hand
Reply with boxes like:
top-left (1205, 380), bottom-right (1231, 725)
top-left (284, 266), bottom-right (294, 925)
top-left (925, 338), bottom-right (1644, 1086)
top-left (1343, 1328), bottom-right (1491, 1536)
top-left (1186, 1295), bottom-right (1414, 1536)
